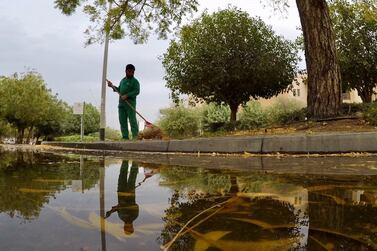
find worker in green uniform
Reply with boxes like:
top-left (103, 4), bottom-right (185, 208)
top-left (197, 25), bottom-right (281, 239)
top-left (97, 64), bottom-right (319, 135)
top-left (107, 64), bottom-right (140, 140)
top-left (105, 160), bottom-right (139, 235)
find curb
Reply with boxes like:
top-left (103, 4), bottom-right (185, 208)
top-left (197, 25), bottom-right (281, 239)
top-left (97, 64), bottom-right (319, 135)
top-left (42, 131), bottom-right (377, 154)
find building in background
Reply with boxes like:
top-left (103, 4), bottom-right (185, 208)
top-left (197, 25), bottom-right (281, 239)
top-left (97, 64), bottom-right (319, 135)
top-left (259, 74), bottom-right (376, 108)
top-left (187, 74), bottom-right (376, 109)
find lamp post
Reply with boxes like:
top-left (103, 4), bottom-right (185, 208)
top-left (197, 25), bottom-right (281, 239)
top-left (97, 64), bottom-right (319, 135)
top-left (99, 2), bottom-right (112, 141)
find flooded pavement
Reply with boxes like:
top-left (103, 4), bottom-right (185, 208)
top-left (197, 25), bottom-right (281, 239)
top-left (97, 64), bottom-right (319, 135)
top-left (1, 147), bottom-right (377, 250)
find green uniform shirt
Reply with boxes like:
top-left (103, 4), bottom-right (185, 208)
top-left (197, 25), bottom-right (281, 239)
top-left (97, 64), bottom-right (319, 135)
top-left (118, 77), bottom-right (140, 106)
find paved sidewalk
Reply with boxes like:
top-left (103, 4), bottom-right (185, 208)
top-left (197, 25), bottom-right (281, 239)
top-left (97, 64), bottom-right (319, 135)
top-left (42, 131), bottom-right (377, 154)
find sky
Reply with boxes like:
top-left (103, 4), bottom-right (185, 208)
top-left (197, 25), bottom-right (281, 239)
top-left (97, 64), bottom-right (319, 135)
top-left (0, 0), bottom-right (302, 129)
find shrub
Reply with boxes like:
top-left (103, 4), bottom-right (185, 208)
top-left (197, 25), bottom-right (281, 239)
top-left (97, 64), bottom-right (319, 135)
top-left (87, 127), bottom-right (122, 141)
top-left (238, 101), bottom-right (270, 130)
top-left (202, 103), bottom-right (230, 132)
top-left (341, 102), bottom-right (365, 115)
top-left (364, 102), bottom-right (377, 125)
top-left (0, 120), bottom-right (12, 138)
top-left (55, 134), bottom-right (98, 142)
top-left (275, 108), bottom-right (307, 124)
top-left (268, 99), bottom-right (306, 124)
top-left (104, 127), bottom-right (122, 140)
top-left (158, 105), bottom-right (201, 138)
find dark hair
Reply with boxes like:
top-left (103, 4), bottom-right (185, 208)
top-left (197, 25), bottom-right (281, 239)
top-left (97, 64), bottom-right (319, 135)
top-left (126, 64), bottom-right (135, 71)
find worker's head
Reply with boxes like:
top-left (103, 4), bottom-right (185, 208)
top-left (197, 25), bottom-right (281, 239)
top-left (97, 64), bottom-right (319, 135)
top-left (125, 64), bottom-right (135, 78)
top-left (123, 223), bottom-right (135, 235)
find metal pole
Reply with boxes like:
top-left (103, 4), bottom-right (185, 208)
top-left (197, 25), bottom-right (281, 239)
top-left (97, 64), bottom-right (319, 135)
top-left (99, 158), bottom-right (106, 251)
top-left (81, 102), bottom-right (85, 142)
top-left (100, 2), bottom-right (112, 141)
top-left (80, 115), bottom-right (83, 141)
top-left (80, 155), bottom-right (84, 193)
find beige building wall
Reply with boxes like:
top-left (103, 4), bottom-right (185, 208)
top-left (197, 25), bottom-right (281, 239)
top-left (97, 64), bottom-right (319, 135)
top-left (258, 75), bottom-right (307, 108)
top-left (342, 88), bottom-right (377, 103)
top-left (258, 74), bottom-right (375, 107)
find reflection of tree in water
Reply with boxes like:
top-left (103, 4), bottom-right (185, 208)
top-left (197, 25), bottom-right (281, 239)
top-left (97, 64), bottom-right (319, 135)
top-left (0, 150), bottom-right (100, 220)
top-left (159, 167), bottom-right (304, 250)
top-left (307, 188), bottom-right (377, 249)
top-left (266, 174), bottom-right (377, 249)
top-left (159, 166), bottom-right (232, 194)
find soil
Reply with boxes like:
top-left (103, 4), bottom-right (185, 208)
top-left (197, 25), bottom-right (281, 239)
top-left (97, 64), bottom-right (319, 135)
top-left (224, 118), bottom-right (377, 137)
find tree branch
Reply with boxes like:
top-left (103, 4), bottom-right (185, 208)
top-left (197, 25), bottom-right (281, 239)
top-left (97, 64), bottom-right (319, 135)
top-left (108, 0), bottom-right (129, 33)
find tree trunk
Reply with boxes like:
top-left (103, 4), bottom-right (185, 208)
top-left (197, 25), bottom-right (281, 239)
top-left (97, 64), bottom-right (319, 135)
top-left (26, 126), bottom-right (34, 144)
top-left (296, 0), bottom-right (342, 119)
top-left (16, 127), bottom-right (25, 144)
top-left (357, 87), bottom-right (373, 103)
top-left (229, 103), bottom-right (238, 122)
top-left (229, 176), bottom-right (239, 194)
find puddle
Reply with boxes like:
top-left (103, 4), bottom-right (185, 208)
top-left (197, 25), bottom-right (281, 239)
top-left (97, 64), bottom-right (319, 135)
top-left (0, 148), bottom-right (377, 250)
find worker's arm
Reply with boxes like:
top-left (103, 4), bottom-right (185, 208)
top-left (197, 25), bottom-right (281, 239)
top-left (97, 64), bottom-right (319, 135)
top-left (105, 205), bottom-right (119, 218)
top-left (106, 79), bottom-right (120, 93)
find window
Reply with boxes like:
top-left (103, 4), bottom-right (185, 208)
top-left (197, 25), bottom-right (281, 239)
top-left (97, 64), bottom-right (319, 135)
top-left (292, 89), bottom-right (300, 97)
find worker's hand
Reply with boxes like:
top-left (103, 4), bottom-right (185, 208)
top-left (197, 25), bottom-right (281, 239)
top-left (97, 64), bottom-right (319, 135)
top-left (106, 79), bottom-right (113, 87)
top-left (121, 95), bottom-right (128, 100)
top-left (105, 211), bottom-right (111, 218)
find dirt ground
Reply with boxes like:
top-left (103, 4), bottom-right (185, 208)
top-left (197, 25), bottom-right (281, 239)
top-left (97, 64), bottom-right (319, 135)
top-left (229, 118), bottom-right (377, 137)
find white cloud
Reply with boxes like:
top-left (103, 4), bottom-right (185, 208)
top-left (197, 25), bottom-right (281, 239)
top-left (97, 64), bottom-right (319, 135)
top-left (0, 0), bottom-right (302, 129)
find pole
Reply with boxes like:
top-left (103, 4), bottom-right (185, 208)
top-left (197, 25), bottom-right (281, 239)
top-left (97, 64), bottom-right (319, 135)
top-left (100, 2), bottom-right (112, 141)
top-left (80, 155), bottom-right (84, 193)
top-left (99, 158), bottom-right (106, 251)
top-left (81, 102), bottom-right (85, 142)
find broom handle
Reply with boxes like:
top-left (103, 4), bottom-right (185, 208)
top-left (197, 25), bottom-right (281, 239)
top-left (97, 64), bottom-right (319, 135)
top-left (124, 99), bottom-right (151, 124)
top-left (110, 85), bottom-right (152, 124)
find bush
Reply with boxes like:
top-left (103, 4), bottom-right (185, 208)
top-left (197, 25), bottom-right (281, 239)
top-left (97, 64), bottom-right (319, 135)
top-left (275, 108), bottom-right (307, 124)
top-left (88, 128), bottom-right (122, 141)
top-left (238, 101), bottom-right (270, 130)
top-left (104, 127), bottom-right (122, 140)
top-left (267, 99), bottom-right (306, 124)
top-left (55, 134), bottom-right (98, 142)
top-left (202, 103), bottom-right (230, 132)
top-left (54, 127), bottom-right (121, 142)
top-left (0, 120), bottom-right (12, 138)
top-left (341, 102), bottom-right (365, 115)
top-left (158, 105), bottom-right (201, 138)
top-left (364, 102), bottom-right (377, 125)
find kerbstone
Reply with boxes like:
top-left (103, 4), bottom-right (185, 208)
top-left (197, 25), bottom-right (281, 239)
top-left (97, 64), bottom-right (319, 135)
top-left (167, 137), bottom-right (263, 153)
top-left (42, 132), bottom-right (377, 154)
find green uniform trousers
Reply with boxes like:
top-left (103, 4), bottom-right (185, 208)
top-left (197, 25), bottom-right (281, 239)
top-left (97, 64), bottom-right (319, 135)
top-left (118, 102), bottom-right (138, 140)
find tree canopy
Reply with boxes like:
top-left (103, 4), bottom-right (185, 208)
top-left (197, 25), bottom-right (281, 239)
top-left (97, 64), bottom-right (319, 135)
top-left (54, 0), bottom-right (199, 45)
top-left (68, 103), bottom-right (101, 135)
top-left (0, 73), bottom-right (53, 143)
top-left (0, 72), bottom-right (100, 143)
top-left (330, 0), bottom-right (377, 103)
top-left (162, 8), bottom-right (298, 121)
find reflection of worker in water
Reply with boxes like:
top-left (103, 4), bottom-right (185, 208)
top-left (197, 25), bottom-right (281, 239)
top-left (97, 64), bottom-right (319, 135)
top-left (106, 160), bottom-right (139, 235)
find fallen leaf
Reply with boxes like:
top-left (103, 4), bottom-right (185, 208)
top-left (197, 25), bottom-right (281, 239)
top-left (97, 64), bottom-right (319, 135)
top-left (194, 231), bottom-right (231, 251)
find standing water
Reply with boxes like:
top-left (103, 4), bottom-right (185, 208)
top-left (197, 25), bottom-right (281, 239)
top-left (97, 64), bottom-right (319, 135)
top-left (0, 147), bottom-right (377, 250)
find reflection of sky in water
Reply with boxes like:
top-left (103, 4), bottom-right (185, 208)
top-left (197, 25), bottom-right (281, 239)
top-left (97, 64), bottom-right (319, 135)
top-left (0, 157), bottom-right (172, 250)
top-left (0, 152), bottom-right (377, 250)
